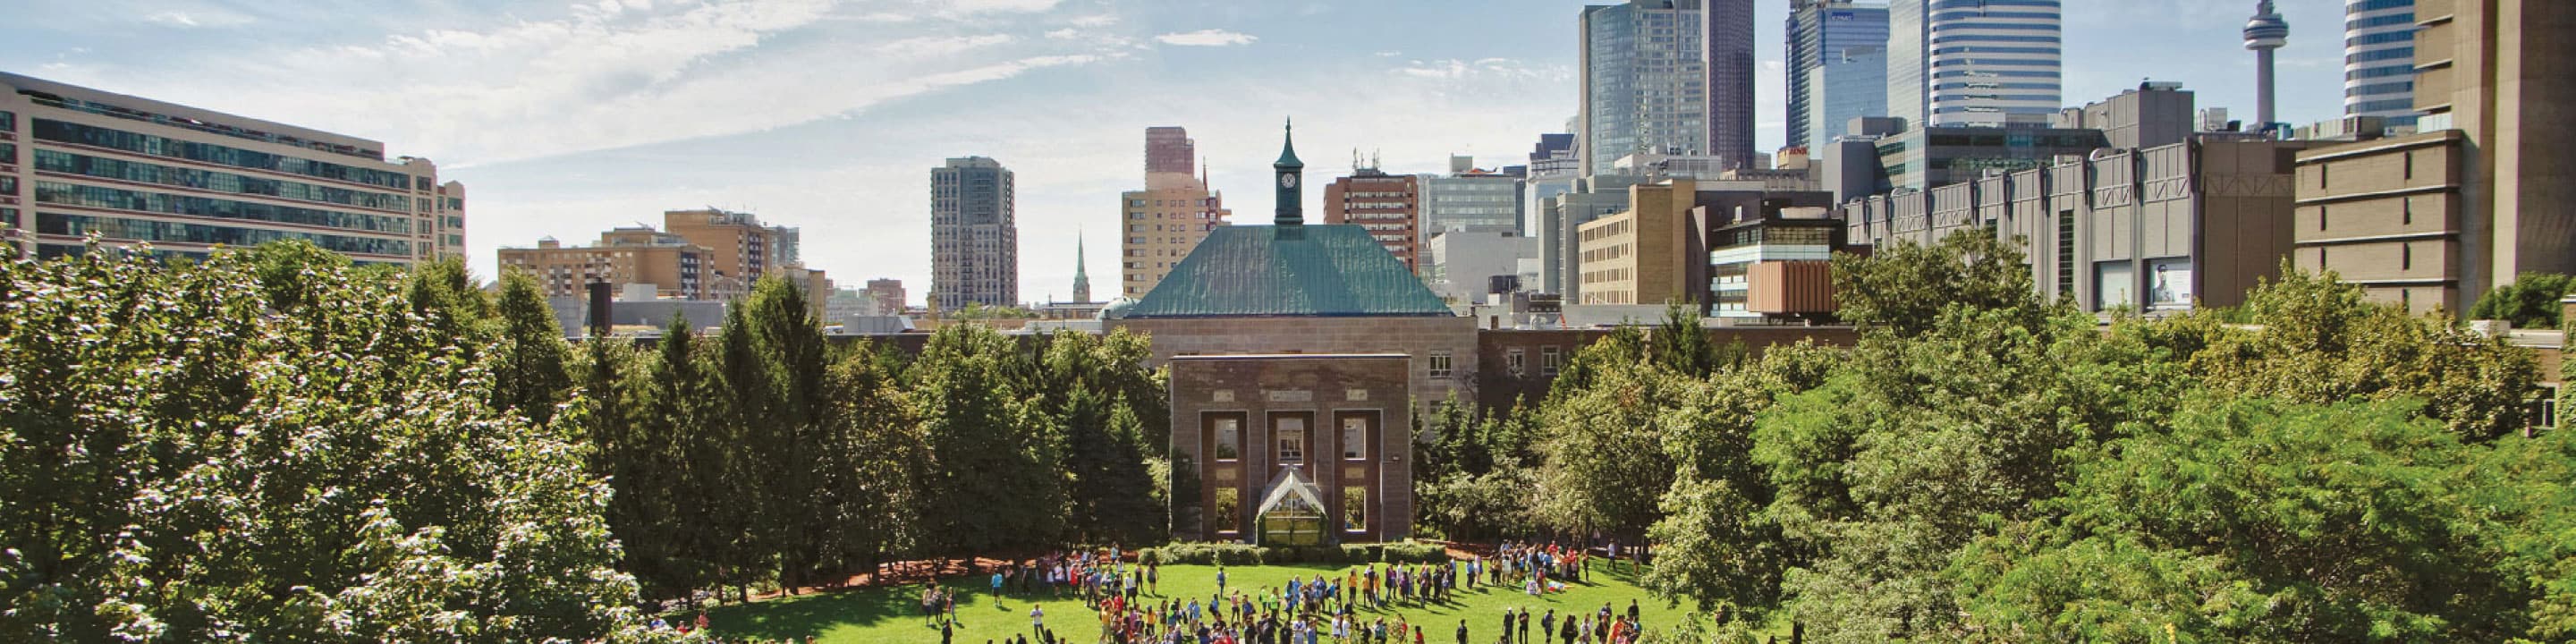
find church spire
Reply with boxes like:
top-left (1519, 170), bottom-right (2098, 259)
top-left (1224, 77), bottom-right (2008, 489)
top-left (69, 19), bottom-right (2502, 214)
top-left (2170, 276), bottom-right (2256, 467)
top-left (1072, 232), bottom-right (1092, 303)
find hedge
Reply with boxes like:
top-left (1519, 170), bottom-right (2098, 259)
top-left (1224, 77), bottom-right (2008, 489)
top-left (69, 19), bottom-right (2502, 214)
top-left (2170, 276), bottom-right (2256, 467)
top-left (1140, 541), bottom-right (1449, 566)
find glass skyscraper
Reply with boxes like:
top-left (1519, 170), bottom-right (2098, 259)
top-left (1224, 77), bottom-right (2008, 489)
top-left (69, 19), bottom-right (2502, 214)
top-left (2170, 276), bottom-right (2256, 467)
top-left (1886, 0), bottom-right (2063, 128)
top-left (1580, 0), bottom-right (1707, 176)
top-left (1787, 1), bottom-right (1891, 151)
top-left (2343, 0), bottom-right (2417, 124)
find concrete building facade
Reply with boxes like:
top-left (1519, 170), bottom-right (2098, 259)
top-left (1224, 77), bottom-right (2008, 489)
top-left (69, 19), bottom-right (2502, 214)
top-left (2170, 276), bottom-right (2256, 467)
top-left (2294, 0), bottom-right (2575, 315)
top-left (1886, 0), bottom-right (2063, 128)
top-left (0, 72), bottom-right (464, 266)
top-left (1322, 169), bottom-right (1422, 270)
top-left (1789, 0), bottom-right (1892, 151)
top-left (1423, 230), bottom-right (1540, 305)
top-left (1845, 136), bottom-right (2314, 313)
top-left (931, 157), bottom-right (1018, 309)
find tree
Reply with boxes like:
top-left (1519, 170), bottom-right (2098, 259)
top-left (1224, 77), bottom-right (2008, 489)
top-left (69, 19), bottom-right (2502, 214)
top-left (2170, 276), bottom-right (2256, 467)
top-left (2192, 267), bottom-right (2540, 440)
top-left (1534, 354), bottom-right (1683, 541)
top-left (2470, 272), bottom-right (2573, 328)
top-left (492, 270), bottom-right (573, 428)
top-left (1831, 229), bottom-right (2043, 336)
top-left (0, 241), bottom-right (654, 640)
top-left (1950, 396), bottom-right (2536, 642)
top-left (912, 325), bottom-right (1067, 557)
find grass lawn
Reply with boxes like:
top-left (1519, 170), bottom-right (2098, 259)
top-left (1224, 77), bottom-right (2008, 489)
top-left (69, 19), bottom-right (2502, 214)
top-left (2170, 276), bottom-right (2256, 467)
top-left (690, 560), bottom-right (1683, 643)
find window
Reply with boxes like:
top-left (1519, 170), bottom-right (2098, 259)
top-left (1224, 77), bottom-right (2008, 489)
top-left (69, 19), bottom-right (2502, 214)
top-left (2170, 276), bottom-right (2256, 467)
top-left (1275, 415), bottom-right (1307, 463)
top-left (2402, 243), bottom-right (2412, 271)
top-left (2402, 199), bottom-right (2413, 226)
top-left (2318, 164), bottom-right (2328, 190)
top-left (1339, 411), bottom-right (1373, 460)
top-left (1214, 487), bottom-right (1241, 533)
top-left (2318, 206), bottom-right (2328, 231)
top-left (1428, 351), bottom-right (1453, 378)
top-left (1506, 348), bottom-right (1527, 377)
top-left (1541, 346), bottom-right (1563, 377)
top-left (1343, 486), bottom-right (1368, 532)
top-left (1211, 414), bottom-right (1241, 461)
top-left (2402, 152), bottom-right (2414, 180)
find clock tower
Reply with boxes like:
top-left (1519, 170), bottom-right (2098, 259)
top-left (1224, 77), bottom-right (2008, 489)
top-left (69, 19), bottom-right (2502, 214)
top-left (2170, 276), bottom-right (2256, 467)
top-left (1274, 117), bottom-right (1303, 228)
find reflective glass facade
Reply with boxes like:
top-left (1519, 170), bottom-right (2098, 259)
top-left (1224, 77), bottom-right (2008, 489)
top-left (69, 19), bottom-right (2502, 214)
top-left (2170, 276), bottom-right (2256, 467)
top-left (34, 150), bottom-right (413, 212)
top-left (36, 212), bottom-right (411, 257)
top-left (1581, 0), bottom-right (1707, 175)
top-left (2343, 0), bottom-right (2417, 124)
top-left (34, 181), bottom-right (414, 234)
top-left (3, 72), bottom-right (461, 265)
top-left (1889, 0), bottom-right (2063, 128)
top-left (1788, 1), bottom-right (1891, 150)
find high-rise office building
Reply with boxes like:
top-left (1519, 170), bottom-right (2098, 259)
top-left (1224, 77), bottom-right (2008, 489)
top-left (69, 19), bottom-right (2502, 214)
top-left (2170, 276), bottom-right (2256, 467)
top-left (1702, 0), bottom-right (1758, 172)
top-left (1121, 127), bottom-right (1231, 299)
top-left (2343, 0), bottom-right (2418, 123)
top-left (0, 72), bottom-right (465, 265)
top-left (1788, 1), bottom-right (1891, 151)
top-left (1886, 0), bottom-right (2063, 128)
top-left (1580, 0), bottom-right (1710, 176)
top-left (931, 157), bottom-right (1018, 310)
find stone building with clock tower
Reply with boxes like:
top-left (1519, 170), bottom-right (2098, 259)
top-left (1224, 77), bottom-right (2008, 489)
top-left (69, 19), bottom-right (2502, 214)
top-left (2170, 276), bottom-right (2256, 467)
top-left (1108, 119), bottom-right (1470, 543)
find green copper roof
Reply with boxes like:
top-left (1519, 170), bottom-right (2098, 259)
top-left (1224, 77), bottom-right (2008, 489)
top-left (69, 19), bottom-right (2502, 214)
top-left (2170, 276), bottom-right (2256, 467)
top-left (1119, 225), bottom-right (1453, 318)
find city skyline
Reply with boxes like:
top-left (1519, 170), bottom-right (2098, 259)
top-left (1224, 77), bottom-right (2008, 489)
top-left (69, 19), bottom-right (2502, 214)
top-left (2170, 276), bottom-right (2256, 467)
top-left (1, 0), bottom-right (2352, 306)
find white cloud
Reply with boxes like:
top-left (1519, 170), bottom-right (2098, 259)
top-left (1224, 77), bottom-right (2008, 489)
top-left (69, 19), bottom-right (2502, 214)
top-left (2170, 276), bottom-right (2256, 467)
top-left (1153, 29), bottom-right (1256, 47)
top-left (1044, 28), bottom-right (1080, 39)
top-left (1395, 58), bottom-right (1565, 81)
top-left (935, 0), bottom-right (1061, 15)
top-left (142, 9), bottom-right (252, 28)
top-left (58, 0), bottom-right (1134, 168)
top-left (1068, 14), bottom-right (1115, 27)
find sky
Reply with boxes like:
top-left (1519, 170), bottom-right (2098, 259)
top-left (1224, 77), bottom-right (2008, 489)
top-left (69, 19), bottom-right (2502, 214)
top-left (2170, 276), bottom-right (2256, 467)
top-left (0, 0), bottom-right (2352, 307)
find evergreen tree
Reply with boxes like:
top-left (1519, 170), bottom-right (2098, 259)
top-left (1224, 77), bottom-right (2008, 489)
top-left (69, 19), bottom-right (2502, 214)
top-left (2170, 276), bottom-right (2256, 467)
top-left (913, 325), bottom-right (1067, 557)
top-left (492, 269), bottom-right (573, 428)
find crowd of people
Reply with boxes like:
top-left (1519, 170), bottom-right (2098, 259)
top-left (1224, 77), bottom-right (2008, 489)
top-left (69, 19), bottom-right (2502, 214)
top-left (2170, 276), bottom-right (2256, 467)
top-left (635, 540), bottom-right (1654, 644)
top-left (970, 540), bottom-right (1646, 644)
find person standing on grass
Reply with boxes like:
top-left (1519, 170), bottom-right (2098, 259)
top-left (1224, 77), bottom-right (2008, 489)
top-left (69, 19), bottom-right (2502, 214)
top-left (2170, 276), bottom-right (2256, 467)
top-left (1030, 604), bottom-right (1045, 636)
top-left (1454, 620), bottom-right (1469, 644)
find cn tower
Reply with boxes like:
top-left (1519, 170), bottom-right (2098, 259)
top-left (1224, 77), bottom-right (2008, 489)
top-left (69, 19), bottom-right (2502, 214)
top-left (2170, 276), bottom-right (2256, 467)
top-left (2244, 0), bottom-right (2291, 131)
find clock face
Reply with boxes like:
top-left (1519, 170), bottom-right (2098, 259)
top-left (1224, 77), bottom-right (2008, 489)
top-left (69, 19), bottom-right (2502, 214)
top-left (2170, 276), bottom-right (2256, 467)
top-left (1279, 173), bottom-right (1299, 189)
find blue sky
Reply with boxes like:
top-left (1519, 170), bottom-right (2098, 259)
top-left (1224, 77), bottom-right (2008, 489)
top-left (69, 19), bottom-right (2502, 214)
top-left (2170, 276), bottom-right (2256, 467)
top-left (1, 0), bottom-right (2350, 306)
